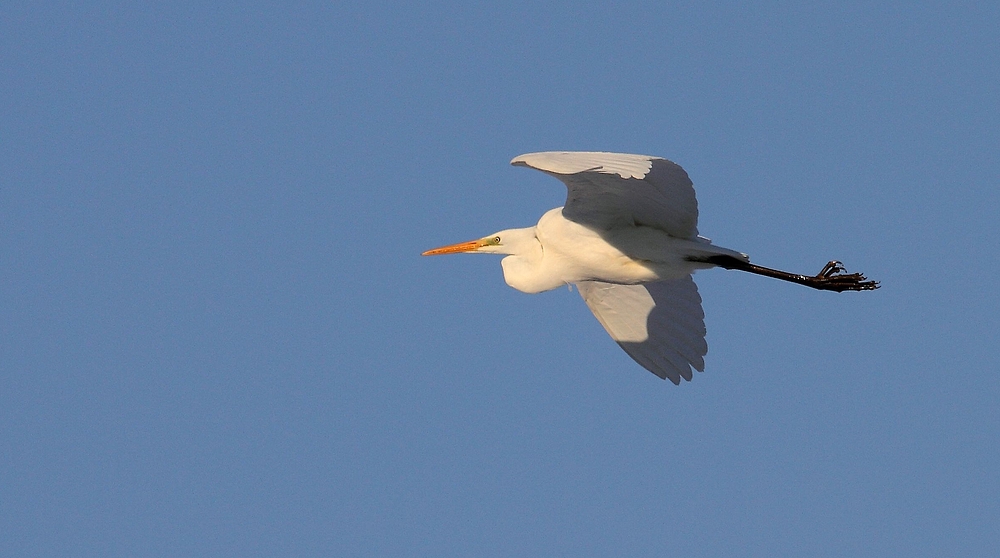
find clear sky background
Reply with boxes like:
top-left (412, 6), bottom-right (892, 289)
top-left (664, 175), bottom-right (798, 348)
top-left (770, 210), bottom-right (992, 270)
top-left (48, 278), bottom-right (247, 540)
top-left (2, 2), bottom-right (998, 556)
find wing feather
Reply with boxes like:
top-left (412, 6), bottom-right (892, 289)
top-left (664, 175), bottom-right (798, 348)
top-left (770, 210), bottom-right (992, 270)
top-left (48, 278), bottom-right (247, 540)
top-left (511, 151), bottom-right (699, 239)
top-left (576, 278), bottom-right (707, 384)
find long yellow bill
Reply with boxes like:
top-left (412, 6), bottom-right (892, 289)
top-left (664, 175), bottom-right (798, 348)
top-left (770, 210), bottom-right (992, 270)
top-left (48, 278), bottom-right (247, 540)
top-left (421, 239), bottom-right (486, 256)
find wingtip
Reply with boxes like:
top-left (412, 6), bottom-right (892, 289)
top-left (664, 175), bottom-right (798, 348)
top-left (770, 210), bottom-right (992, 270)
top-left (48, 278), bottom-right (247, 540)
top-left (509, 151), bottom-right (658, 179)
top-left (510, 152), bottom-right (545, 167)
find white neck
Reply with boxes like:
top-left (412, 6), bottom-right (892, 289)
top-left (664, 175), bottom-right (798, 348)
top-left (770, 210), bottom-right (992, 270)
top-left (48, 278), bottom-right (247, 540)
top-left (498, 229), bottom-right (554, 293)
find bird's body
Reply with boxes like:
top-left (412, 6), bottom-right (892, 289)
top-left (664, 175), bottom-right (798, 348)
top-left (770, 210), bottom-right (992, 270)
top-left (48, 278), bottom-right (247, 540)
top-left (424, 151), bottom-right (877, 383)
top-left (498, 207), bottom-right (745, 294)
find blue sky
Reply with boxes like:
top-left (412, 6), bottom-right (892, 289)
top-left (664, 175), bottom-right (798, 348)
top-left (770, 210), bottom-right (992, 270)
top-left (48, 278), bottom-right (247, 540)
top-left (2, 1), bottom-right (998, 556)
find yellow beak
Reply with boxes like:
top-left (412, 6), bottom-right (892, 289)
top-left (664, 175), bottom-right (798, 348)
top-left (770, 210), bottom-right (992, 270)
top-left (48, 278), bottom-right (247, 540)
top-left (421, 239), bottom-right (487, 256)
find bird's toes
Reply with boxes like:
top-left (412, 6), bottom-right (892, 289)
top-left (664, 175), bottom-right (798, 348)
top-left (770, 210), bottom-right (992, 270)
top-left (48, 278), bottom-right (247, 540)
top-left (818, 260), bottom-right (846, 278)
top-left (811, 266), bottom-right (880, 291)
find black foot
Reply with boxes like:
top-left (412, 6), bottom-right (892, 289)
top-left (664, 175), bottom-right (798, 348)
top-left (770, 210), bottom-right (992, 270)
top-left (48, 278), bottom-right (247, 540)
top-left (809, 260), bottom-right (880, 292)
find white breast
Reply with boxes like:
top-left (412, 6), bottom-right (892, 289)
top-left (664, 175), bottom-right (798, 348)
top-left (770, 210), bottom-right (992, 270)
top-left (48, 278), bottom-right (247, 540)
top-left (535, 208), bottom-right (662, 285)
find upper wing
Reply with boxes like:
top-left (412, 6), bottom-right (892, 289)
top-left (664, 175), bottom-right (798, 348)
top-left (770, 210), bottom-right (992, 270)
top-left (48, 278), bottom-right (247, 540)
top-left (576, 278), bottom-right (707, 384)
top-left (511, 151), bottom-right (699, 239)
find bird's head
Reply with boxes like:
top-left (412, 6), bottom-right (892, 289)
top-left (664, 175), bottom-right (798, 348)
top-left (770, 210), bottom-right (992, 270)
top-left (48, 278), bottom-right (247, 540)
top-left (422, 228), bottom-right (536, 256)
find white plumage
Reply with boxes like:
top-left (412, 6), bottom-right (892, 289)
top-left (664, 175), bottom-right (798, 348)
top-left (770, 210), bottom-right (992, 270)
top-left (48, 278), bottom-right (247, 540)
top-left (424, 151), bottom-right (878, 383)
top-left (577, 278), bottom-right (707, 383)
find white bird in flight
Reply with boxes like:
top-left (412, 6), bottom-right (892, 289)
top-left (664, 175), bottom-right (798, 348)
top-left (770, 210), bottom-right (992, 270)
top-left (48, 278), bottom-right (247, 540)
top-left (423, 151), bottom-right (878, 383)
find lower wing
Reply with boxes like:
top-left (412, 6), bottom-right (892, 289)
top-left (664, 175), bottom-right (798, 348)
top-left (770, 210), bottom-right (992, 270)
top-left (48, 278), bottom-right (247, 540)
top-left (576, 278), bottom-right (707, 384)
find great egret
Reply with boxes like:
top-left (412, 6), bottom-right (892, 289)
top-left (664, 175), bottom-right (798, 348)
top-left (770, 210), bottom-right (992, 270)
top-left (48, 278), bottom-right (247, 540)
top-left (423, 151), bottom-right (878, 383)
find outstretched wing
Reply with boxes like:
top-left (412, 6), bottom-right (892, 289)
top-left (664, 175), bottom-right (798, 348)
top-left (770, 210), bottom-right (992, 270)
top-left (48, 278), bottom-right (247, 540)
top-left (511, 151), bottom-right (699, 239)
top-left (576, 278), bottom-right (707, 384)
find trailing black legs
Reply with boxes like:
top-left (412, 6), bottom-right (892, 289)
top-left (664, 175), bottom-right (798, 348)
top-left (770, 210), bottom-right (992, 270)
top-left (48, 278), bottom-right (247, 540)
top-left (696, 255), bottom-right (879, 292)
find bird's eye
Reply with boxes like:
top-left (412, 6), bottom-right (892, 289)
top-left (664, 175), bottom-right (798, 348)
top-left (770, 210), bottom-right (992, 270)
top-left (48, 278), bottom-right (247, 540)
top-left (494, 236), bottom-right (501, 244)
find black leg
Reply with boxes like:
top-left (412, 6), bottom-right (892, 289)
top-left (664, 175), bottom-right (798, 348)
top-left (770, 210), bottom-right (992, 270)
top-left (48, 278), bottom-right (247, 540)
top-left (696, 255), bottom-right (879, 292)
